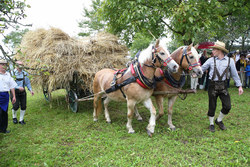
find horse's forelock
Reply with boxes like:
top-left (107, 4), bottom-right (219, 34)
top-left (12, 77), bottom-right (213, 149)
top-left (138, 40), bottom-right (171, 64)
top-left (160, 43), bottom-right (171, 57)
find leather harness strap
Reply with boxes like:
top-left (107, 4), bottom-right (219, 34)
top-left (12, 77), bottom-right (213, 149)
top-left (105, 51), bottom-right (156, 97)
top-left (155, 69), bottom-right (186, 88)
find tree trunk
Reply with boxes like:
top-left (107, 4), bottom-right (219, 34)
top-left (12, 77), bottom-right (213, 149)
top-left (241, 35), bottom-right (245, 51)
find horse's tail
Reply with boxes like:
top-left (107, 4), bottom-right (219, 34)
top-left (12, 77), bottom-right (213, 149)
top-left (93, 74), bottom-right (103, 121)
top-left (96, 95), bottom-right (103, 114)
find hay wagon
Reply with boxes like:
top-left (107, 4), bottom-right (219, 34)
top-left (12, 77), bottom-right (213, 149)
top-left (16, 28), bottom-right (128, 113)
top-left (42, 71), bottom-right (92, 113)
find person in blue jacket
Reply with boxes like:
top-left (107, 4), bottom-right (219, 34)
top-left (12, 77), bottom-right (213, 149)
top-left (245, 60), bottom-right (250, 88)
top-left (11, 61), bottom-right (34, 125)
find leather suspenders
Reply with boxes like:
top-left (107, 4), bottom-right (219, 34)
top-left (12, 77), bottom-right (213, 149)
top-left (212, 57), bottom-right (230, 81)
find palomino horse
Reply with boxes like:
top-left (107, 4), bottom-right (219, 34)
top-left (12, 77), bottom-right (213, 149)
top-left (154, 44), bottom-right (203, 130)
top-left (135, 44), bottom-right (203, 130)
top-left (92, 39), bottom-right (179, 136)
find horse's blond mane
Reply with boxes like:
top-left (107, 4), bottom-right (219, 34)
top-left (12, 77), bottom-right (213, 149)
top-left (138, 44), bottom-right (154, 65)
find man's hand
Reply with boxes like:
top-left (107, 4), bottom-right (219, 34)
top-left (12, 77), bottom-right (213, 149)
top-left (12, 96), bottom-right (16, 104)
top-left (30, 91), bottom-right (34, 96)
top-left (238, 86), bottom-right (243, 95)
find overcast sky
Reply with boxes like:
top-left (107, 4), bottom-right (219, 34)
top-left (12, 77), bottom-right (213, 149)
top-left (23, 0), bottom-right (92, 37)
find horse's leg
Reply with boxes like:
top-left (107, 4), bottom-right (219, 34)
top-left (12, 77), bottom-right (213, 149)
top-left (168, 96), bottom-right (178, 130)
top-left (143, 98), bottom-right (156, 137)
top-left (103, 97), bottom-right (111, 123)
top-left (93, 93), bottom-right (102, 121)
top-left (134, 106), bottom-right (143, 121)
top-left (155, 95), bottom-right (164, 120)
top-left (126, 100), bottom-right (136, 134)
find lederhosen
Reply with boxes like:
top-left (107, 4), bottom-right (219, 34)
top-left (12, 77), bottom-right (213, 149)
top-left (11, 72), bottom-right (27, 111)
top-left (207, 57), bottom-right (231, 117)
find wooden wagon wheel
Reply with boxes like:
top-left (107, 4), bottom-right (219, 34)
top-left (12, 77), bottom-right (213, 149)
top-left (43, 86), bottom-right (51, 102)
top-left (67, 89), bottom-right (78, 113)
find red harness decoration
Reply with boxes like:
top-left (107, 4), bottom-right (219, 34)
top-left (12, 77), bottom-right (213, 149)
top-left (159, 69), bottom-right (173, 87)
top-left (164, 57), bottom-right (172, 67)
top-left (130, 64), bottom-right (149, 89)
top-left (113, 68), bottom-right (127, 74)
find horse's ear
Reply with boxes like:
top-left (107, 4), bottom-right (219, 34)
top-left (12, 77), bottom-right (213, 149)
top-left (194, 44), bottom-right (199, 50)
top-left (155, 39), bottom-right (160, 48)
top-left (187, 43), bottom-right (193, 51)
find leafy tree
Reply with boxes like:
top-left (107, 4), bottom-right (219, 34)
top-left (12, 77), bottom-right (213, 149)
top-left (0, 0), bottom-right (30, 33)
top-left (78, 0), bottom-right (105, 37)
top-left (130, 32), bottom-right (153, 55)
top-left (97, 0), bottom-right (249, 46)
top-left (0, 0), bottom-right (30, 59)
top-left (2, 27), bottom-right (29, 50)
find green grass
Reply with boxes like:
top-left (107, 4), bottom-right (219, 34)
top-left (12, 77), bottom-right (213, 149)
top-left (0, 85), bottom-right (249, 167)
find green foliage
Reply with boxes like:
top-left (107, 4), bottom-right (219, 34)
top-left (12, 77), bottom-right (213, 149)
top-left (78, 0), bottom-right (105, 37)
top-left (2, 28), bottom-right (29, 50)
top-left (0, 0), bottom-right (30, 33)
top-left (0, 85), bottom-right (249, 166)
top-left (95, 0), bottom-right (249, 46)
top-left (130, 33), bottom-right (153, 56)
top-left (0, 0), bottom-right (30, 64)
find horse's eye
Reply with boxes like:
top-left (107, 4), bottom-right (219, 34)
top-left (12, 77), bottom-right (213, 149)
top-left (160, 52), bottom-right (165, 56)
top-left (189, 56), bottom-right (194, 59)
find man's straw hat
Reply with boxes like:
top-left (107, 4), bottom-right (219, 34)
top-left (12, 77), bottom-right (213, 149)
top-left (209, 40), bottom-right (229, 53)
top-left (0, 59), bottom-right (7, 64)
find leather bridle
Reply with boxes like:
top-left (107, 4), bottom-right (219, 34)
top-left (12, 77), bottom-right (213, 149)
top-left (180, 47), bottom-right (200, 71)
top-left (144, 46), bottom-right (173, 68)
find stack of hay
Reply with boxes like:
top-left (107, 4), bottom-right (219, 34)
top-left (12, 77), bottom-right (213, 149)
top-left (16, 27), bottom-right (128, 93)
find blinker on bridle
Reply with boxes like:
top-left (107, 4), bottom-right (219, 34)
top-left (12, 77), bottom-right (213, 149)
top-left (146, 46), bottom-right (172, 68)
top-left (180, 46), bottom-right (200, 71)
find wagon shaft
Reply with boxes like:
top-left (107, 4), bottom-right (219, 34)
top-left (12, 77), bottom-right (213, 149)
top-left (153, 89), bottom-right (196, 95)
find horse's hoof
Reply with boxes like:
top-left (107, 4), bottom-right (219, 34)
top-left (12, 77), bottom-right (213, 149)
top-left (106, 121), bottom-right (111, 124)
top-left (170, 127), bottom-right (176, 131)
top-left (128, 130), bottom-right (135, 134)
top-left (93, 119), bottom-right (98, 122)
top-left (147, 130), bottom-right (153, 138)
top-left (137, 118), bottom-right (143, 122)
top-left (156, 116), bottom-right (162, 121)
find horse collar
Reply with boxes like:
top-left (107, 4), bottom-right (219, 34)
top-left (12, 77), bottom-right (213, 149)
top-left (130, 62), bottom-right (155, 89)
top-left (158, 69), bottom-right (186, 88)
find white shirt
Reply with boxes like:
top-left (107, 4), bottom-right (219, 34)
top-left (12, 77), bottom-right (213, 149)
top-left (0, 72), bottom-right (17, 92)
top-left (235, 54), bottom-right (240, 62)
top-left (202, 56), bottom-right (242, 87)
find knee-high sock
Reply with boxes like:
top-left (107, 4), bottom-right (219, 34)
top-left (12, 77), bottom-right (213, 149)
top-left (20, 110), bottom-right (26, 121)
top-left (217, 112), bottom-right (225, 122)
top-left (12, 109), bottom-right (17, 118)
top-left (209, 116), bottom-right (214, 125)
